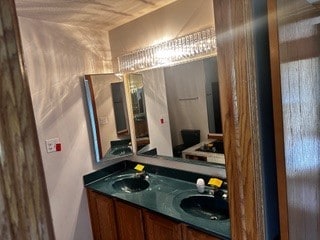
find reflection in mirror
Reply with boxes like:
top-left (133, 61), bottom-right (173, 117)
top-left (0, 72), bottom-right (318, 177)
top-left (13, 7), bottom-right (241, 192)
top-left (111, 82), bottom-right (130, 136)
top-left (127, 74), bottom-right (151, 153)
top-left (135, 56), bottom-right (225, 165)
top-left (83, 74), bottom-right (132, 162)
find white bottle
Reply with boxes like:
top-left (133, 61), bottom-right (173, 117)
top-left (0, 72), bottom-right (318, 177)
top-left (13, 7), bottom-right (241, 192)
top-left (196, 178), bottom-right (205, 193)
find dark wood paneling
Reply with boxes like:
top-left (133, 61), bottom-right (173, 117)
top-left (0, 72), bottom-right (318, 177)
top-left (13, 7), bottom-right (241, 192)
top-left (267, 1), bottom-right (290, 239)
top-left (183, 226), bottom-right (221, 240)
top-left (115, 200), bottom-right (145, 240)
top-left (213, 0), bottom-right (265, 239)
top-left (86, 190), bottom-right (118, 240)
top-left (0, 0), bottom-right (54, 239)
top-left (143, 211), bottom-right (182, 240)
top-left (269, 0), bottom-right (320, 239)
top-left (96, 194), bottom-right (118, 240)
top-left (86, 190), bottom-right (102, 240)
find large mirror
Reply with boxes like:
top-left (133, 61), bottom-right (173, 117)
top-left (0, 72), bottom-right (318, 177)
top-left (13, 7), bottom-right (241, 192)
top-left (84, 74), bottom-right (132, 162)
top-left (128, 56), bottom-right (225, 165)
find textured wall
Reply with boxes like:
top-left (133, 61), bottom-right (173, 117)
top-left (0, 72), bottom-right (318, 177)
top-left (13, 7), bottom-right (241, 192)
top-left (18, 17), bottom-right (112, 240)
top-left (164, 60), bottom-right (209, 147)
top-left (109, 0), bottom-right (214, 70)
top-left (141, 68), bottom-right (172, 156)
top-left (277, 1), bottom-right (320, 238)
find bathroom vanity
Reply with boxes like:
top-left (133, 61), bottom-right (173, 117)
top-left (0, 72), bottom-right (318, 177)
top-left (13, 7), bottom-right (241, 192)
top-left (84, 160), bottom-right (230, 240)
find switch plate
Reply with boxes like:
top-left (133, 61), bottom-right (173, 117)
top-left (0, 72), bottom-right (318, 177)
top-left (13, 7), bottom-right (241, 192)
top-left (45, 138), bottom-right (60, 153)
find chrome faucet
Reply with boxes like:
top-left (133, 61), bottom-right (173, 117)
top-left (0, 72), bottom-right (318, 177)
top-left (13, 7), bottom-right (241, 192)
top-left (135, 171), bottom-right (149, 180)
top-left (207, 180), bottom-right (228, 200)
top-left (208, 187), bottom-right (228, 200)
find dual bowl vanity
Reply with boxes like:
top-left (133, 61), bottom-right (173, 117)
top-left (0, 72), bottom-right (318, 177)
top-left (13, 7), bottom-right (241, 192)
top-left (84, 160), bottom-right (230, 240)
top-left (83, 57), bottom-right (230, 240)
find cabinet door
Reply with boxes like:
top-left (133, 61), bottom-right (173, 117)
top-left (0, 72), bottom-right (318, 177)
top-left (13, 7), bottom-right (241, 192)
top-left (86, 189), bottom-right (118, 240)
top-left (183, 226), bottom-right (221, 240)
top-left (115, 200), bottom-right (145, 240)
top-left (144, 211), bottom-right (182, 240)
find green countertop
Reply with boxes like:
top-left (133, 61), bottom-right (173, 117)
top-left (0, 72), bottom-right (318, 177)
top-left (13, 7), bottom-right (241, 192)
top-left (84, 160), bottom-right (230, 240)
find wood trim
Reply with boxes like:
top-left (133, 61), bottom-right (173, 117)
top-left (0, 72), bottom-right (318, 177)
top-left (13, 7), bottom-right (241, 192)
top-left (267, 1), bottom-right (289, 239)
top-left (213, 0), bottom-right (265, 239)
top-left (0, 0), bottom-right (54, 239)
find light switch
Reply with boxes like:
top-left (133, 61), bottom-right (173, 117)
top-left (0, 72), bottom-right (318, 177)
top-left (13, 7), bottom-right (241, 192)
top-left (45, 138), bottom-right (60, 153)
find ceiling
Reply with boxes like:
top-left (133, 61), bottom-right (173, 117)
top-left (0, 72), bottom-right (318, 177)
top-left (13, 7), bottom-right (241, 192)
top-left (15, 0), bottom-right (178, 30)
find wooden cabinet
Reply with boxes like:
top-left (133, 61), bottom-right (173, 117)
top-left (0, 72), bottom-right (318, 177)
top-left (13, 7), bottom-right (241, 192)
top-left (86, 189), bottom-right (118, 240)
top-left (183, 226), bottom-right (221, 240)
top-left (114, 200), bottom-right (145, 240)
top-left (144, 211), bottom-right (182, 240)
top-left (86, 190), bottom-right (223, 240)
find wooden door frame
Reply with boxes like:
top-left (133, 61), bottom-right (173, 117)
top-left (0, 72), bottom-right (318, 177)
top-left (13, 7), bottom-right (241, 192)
top-left (213, 0), bottom-right (270, 239)
top-left (267, 0), bottom-right (289, 239)
top-left (0, 0), bottom-right (55, 239)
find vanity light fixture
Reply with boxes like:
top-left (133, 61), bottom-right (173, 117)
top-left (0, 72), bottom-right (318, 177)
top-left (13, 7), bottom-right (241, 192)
top-left (117, 27), bottom-right (217, 73)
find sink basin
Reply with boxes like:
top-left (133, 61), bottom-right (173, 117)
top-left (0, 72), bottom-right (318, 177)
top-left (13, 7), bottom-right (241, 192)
top-left (112, 176), bottom-right (149, 193)
top-left (179, 195), bottom-right (229, 220)
top-left (111, 147), bottom-right (132, 155)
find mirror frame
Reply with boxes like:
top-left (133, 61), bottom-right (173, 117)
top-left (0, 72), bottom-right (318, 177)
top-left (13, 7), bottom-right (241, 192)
top-left (214, 0), bottom-right (267, 239)
top-left (83, 75), bottom-right (101, 162)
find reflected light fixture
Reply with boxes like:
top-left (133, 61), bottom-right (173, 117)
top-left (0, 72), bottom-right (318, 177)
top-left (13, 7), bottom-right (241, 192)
top-left (118, 27), bottom-right (217, 73)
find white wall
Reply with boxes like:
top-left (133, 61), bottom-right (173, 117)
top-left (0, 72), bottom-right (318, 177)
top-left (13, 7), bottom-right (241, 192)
top-left (164, 60), bottom-right (209, 146)
top-left (19, 18), bottom-right (112, 240)
top-left (141, 68), bottom-right (172, 156)
top-left (109, 0), bottom-right (214, 70)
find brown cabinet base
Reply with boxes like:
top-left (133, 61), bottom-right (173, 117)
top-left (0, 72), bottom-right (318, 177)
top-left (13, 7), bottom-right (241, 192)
top-left (86, 189), bottom-right (118, 240)
top-left (144, 211), bottom-right (183, 240)
top-left (115, 200), bottom-right (145, 240)
top-left (86, 190), bottom-right (223, 240)
top-left (183, 226), bottom-right (221, 240)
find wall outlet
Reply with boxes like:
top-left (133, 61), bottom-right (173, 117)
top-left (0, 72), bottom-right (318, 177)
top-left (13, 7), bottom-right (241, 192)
top-left (45, 138), bottom-right (60, 153)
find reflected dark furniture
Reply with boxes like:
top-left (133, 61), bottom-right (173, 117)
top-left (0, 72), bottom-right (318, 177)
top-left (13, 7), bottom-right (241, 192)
top-left (173, 130), bottom-right (200, 158)
top-left (140, 148), bottom-right (157, 156)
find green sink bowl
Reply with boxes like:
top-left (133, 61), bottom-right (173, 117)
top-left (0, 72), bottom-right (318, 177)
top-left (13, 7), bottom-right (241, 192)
top-left (111, 147), bottom-right (132, 155)
top-left (180, 195), bottom-right (229, 220)
top-left (112, 176), bottom-right (149, 193)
